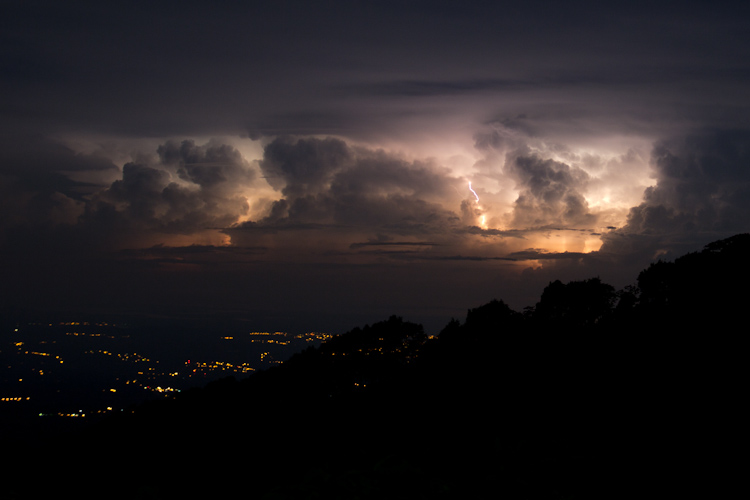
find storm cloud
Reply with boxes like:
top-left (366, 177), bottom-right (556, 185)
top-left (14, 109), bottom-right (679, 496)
top-left (601, 129), bottom-right (750, 261)
top-left (505, 150), bottom-right (596, 229)
top-left (2, 1), bottom-right (750, 332)
top-left (74, 140), bottom-right (254, 247)
top-left (250, 136), bottom-right (464, 236)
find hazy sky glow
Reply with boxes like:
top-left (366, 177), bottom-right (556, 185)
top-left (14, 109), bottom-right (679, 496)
top-left (2, 0), bottom-right (750, 332)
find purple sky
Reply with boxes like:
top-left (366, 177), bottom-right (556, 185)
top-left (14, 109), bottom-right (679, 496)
top-left (2, 1), bottom-right (750, 333)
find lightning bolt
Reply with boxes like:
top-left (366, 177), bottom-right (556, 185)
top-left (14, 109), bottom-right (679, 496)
top-left (469, 181), bottom-right (487, 228)
top-left (468, 181), bottom-right (480, 203)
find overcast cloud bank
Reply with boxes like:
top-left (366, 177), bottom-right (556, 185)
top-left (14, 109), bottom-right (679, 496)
top-left (2, 1), bottom-right (749, 332)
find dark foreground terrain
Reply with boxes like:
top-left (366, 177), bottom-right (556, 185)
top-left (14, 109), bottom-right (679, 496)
top-left (3, 234), bottom-right (747, 499)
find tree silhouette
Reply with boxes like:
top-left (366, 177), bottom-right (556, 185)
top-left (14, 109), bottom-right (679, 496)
top-left (531, 277), bottom-right (616, 330)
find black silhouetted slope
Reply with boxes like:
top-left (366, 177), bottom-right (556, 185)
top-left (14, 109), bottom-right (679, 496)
top-left (531, 277), bottom-right (616, 329)
top-left (5, 234), bottom-right (748, 499)
top-left (636, 232), bottom-right (750, 331)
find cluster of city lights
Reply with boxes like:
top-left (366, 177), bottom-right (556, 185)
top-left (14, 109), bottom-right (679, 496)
top-left (39, 411), bottom-right (85, 418)
top-left (6, 321), bottom-right (333, 422)
top-left (186, 360), bottom-right (257, 374)
top-left (86, 350), bottom-right (151, 363)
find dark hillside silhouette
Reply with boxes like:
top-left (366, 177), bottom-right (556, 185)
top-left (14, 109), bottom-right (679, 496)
top-left (636, 232), bottom-right (750, 331)
top-left (4, 234), bottom-right (747, 499)
top-left (530, 277), bottom-right (616, 329)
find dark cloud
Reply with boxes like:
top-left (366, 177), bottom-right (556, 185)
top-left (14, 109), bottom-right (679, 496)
top-left (0, 138), bottom-right (257, 256)
top-left (0, 134), bottom-right (117, 180)
top-left (2, 1), bottom-right (750, 332)
top-left (0, 135), bottom-right (117, 222)
top-left (260, 137), bottom-right (353, 196)
top-left (158, 139), bottom-right (254, 188)
top-left (460, 227), bottom-right (528, 238)
top-left (437, 255), bottom-right (513, 262)
top-left (118, 244), bottom-right (269, 264)
top-left (344, 78), bottom-right (527, 97)
top-left (251, 137), bottom-right (464, 236)
top-left (106, 163), bottom-right (170, 215)
top-left (639, 130), bottom-right (750, 230)
top-left (505, 149), bottom-right (596, 228)
top-left (84, 140), bottom-right (254, 240)
top-left (506, 249), bottom-right (588, 261)
top-left (331, 149), bottom-right (456, 201)
top-left (601, 129), bottom-right (750, 260)
top-left (3, 2), bottom-right (748, 139)
top-left (349, 241), bottom-right (438, 249)
top-left (0, 134), bottom-right (119, 239)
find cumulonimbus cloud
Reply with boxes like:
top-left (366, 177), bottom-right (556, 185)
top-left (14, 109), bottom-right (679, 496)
top-left (598, 129), bottom-right (750, 260)
top-left (249, 136), bottom-right (466, 236)
top-left (87, 140), bottom-right (254, 236)
top-left (504, 149), bottom-right (596, 229)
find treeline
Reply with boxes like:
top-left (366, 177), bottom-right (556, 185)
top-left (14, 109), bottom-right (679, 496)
top-left (6, 234), bottom-right (748, 499)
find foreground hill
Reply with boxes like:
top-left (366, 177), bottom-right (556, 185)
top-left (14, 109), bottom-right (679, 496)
top-left (5, 234), bottom-right (748, 499)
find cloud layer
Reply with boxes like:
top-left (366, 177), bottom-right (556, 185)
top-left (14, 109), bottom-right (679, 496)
top-left (601, 129), bottom-right (750, 260)
top-left (2, 1), bottom-right (749, 332)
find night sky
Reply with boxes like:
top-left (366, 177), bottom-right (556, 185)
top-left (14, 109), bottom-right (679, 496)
top-left (2, 0), bottom-right (750, 333)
